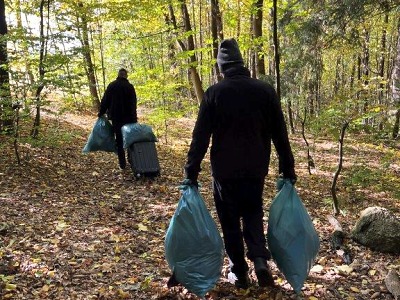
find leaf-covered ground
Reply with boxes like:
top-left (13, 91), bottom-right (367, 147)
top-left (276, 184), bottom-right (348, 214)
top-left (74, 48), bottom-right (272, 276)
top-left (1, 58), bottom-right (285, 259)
top-left (1, 110), bottom-right (399, 300)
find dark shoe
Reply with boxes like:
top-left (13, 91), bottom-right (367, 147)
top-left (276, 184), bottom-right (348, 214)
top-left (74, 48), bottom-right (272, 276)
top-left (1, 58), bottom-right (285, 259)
top-left (253, 257), bottom-right (274, 287)
top-left (232, 272), bottom-right (250, 289)
top-left (167, 273), bottom-right (179, 288)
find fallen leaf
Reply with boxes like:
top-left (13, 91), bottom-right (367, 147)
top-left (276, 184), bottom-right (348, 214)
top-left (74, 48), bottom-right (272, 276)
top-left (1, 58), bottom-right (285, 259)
top-left (310, 264), bottom-right (324, 273)
top-left (138, 223), bottom-right (148, 231)
top-left (350, 286), bottom-right (360, 293)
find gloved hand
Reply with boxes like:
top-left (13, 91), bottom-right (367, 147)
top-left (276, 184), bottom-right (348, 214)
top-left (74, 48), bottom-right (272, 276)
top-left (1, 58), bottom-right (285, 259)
top-left (277, 175), bottom-right (297, 191)
top-left (181, 178), bottom-right (199, 189)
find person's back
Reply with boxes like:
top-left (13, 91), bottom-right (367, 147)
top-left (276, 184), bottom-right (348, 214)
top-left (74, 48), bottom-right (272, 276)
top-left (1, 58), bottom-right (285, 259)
top-left (102, 69), bottom-right (137, 125)
top-left (186, 65), bottom-right (294, 181)
top-left (205, 66), bottom-right (291, 179)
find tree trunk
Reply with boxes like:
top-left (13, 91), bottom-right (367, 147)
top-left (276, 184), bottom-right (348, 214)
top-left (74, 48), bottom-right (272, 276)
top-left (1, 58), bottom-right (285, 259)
top-left (31, 0), bottom-right (48, 138)
top-left (180, 0), bottom-right (204, 104)
top-left (331, 121), bottom-right (349, 216)
top-left (272, 0), bottom-right (280, 100)
top-left (0, 0), bottom-right (12, 133)
top-left (272, 0), bottom-right (294, 132)
top-left (362, 28), bottom-right (370, 126)
top-left (253, 0), bottom-right (265, 77)
top-left (236, 0), bottom-right (241, 38)
top-left (391, 23), bottom-right (400, 139)
top-left (301, 107), bottom-right (315, 175)
top-left (78, 2), bottom-right (100, 111)
top-left (210, 0), bottom-right (222, 82)
top-left (378, 11), bottom-right (389, 130)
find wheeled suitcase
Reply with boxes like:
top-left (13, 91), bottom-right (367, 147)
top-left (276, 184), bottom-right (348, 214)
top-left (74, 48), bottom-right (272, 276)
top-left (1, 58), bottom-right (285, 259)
top-left (128, 141), bottom-right (160, 178)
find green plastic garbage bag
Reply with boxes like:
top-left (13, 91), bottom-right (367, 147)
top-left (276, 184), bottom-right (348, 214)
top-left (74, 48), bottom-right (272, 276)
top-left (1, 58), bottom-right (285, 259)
top-left (121, 123), bottom-right (157, 148)
top-left (165, 183), bottom-right (224, 298)
top-left (267, 179), bottom-right (320, 294)
top-left (82, 117), bottom-right (116, 153)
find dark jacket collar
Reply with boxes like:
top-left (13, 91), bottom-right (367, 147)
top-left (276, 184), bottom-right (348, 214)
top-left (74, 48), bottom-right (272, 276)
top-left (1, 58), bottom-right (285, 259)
top-left (223, 66), bottom-right (251, 78)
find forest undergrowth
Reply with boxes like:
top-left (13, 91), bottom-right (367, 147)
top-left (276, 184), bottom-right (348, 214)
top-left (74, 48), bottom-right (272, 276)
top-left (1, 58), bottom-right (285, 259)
top-left (0, 109), bottom-right (399, 300)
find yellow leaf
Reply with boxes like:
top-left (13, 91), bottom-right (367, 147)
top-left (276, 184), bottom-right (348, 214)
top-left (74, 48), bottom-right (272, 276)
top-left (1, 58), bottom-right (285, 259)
top-left (138, 223), bottom-right (148, 231)
top-left (368, 269), bottom-right (377, 276)
top-left (337, 265), bottom-right (354, 275)
top-left (42, 285), bottom-right (50, 292)
top-left (309, 297), bottom-right (319, 300)
top-left (115, 256), bottom-right (121, 262)
top-left (5, 283), bottom-right (17, 291)
top-left (350, 287), bottom-right (360, 293)
top-left (56, 221), bottom-right (69, 232)
top-left (112, 194), bottom-right (121, 199)
top-left (118, 289), bottom-right (130, 299)
top-left (47, 270), bottom-right (55, 277)
top-left (110, 234), bottom-right (121, 243)
top-left (127, 277), bottom-right (138, 284)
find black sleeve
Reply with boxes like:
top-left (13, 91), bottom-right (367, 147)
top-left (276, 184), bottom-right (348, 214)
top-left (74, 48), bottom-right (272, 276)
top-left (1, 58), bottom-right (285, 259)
top-left (99, 85), bottom-right (111, 116)
top-left (269, 88), bottom-right (296, 179)
top-left (131, 84), bottom-right (138, 123)
top-left (184, 92), bottom-right (214, 181)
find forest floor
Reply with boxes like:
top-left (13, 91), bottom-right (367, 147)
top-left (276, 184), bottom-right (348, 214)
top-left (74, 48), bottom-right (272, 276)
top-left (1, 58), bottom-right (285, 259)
top-left (0, 107), bottom-right (400, 300)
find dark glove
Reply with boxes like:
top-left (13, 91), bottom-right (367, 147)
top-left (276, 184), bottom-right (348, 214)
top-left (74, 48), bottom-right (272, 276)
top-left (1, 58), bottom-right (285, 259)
top-left (97, 112), bottom-right (103, 118)
top-left (277, 175), bottom-right (297, 191)
top-left (181, 178), bottom-right (199, 189)
top-left (281, 170), bottom-right (297, 185)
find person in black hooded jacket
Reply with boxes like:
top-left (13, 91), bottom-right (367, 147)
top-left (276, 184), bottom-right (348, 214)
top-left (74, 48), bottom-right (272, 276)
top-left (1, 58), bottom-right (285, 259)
top-left (184, 39), bottom-right (296, 289)
top-left (98, 68), bottom-right (137, 169)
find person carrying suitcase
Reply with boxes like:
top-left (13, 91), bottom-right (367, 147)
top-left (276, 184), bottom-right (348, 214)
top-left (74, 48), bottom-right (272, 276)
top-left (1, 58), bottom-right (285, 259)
top-left (184, 39), bottom-right (297, 289)
top-left (98, 68), bottom-right (137, 170)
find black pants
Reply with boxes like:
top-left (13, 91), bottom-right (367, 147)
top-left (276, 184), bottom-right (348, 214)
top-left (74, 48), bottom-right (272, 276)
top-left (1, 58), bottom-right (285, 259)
top-left (213, 177), bottom-right (271, 275)
top-left (112, 122), bottom-right (126, 169)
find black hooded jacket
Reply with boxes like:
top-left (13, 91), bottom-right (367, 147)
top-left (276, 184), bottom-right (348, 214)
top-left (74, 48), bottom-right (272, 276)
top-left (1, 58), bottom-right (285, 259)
top-left (99, 77), bottom-right (137, 125)
top-left (185, 66), bottom-right (295, 180)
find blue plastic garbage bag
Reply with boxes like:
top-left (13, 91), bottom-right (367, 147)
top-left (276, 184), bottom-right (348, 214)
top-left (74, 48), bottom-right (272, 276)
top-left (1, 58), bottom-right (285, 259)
top-left (267, 179), bottom-right (320, 294)
top-left (82, 117), bottom-right (116, 153)
top-left (121, 123), bottom-right (157, 148)
top-left (165, 184), bottom-right (224, 298)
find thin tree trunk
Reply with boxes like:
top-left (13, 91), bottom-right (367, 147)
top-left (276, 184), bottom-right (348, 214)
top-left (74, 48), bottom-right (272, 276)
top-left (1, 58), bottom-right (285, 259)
top-left (236, 0), bottom-right (241, 38)
top-left (78, 2), bottom-right (100, 111)
top-left (13, 103), bottom-right (21, 164)
top-left (331, 121), bottom-right (349, 216)
top-left (272, 0), bottom-right (280, 100)
top-left (378, 12), bottom-right (388, 108)
top-left (180, 0), bottom-right (204, 104)
top-left (210, 0), bottom-right (222, 82)
top-left (273, 0), bottom-right (294, 132)
top-left (0, 0), bottom-right (12, 133)
top-left (31, 0), bottom-right (48, 138)
top-left (301, 107), bottom-right (314, 175)
top-left (362, 28), bottom-right (370, 126)
top-left (392, 23), bottom-right (400, 138)
top-left (253, 0), bottom-right (265, 77)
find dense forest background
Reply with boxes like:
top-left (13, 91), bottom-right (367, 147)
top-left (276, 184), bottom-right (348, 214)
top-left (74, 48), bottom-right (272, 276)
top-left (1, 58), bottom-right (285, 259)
top-left (1, 1), bottom-right (400, 299)
top-left (0, 0), bottom-right (399, 141)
